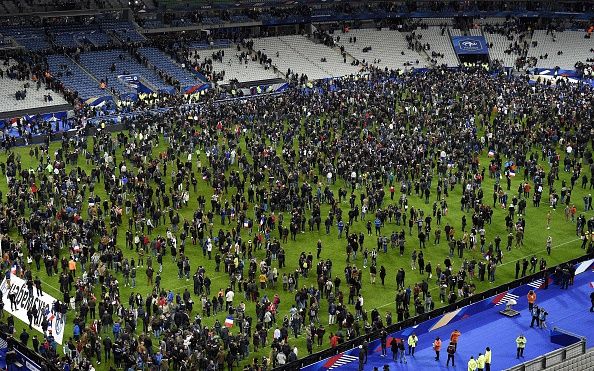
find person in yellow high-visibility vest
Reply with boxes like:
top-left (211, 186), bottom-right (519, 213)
top-left (407, 333), bottom-right (418, 356)
top-left (484, 347), bottom-right (492, 371)
top-left (476, 352), bottom-right (485, 371)
top-left (516, 334), bottom-right (527, 358)
top-left (468, 356), bottom-right (478, 371)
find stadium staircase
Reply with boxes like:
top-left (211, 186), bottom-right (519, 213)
top-left (447, 28), bottom-right (462, 66)
top-left (406, 30), bottom-right (433, 67)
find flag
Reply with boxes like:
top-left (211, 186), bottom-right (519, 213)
top-left (224, 316), bottom-right (234, 328)
top-left (45, 308), bottom-right (54, 322)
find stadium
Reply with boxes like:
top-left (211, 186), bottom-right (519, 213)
top-left (0, 0), bottom-right (591, 370)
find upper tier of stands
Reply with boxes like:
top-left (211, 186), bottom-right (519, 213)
top-left (0, 17), bottom-right (590, 117)
top-left (0, 0), bottom-right (127, 13)
top-left (3, 27), bottom-right (49, 52)
top-left (51, 25), bottom-right (112, 48)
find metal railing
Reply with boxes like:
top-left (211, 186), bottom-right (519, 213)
top-left (505, 334), bottom-right (587, 371)
top-left (275, 253), bottom-right (594, 370)
top-left (0, 332), bottom-right (60, 371)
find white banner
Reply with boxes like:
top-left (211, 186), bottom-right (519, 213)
top-left (0, 274), bottom-right (65, 344)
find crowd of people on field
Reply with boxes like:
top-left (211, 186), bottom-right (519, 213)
top-left (0, 63), bottom-right (591, 371)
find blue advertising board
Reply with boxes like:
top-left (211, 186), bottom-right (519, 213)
top-left (451, 36), bottom-right (489, 55)
top-left (118, 74), bottom-right (153, 94)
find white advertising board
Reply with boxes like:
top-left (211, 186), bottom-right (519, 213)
top-left (0, 274), bottom-right (65, 344)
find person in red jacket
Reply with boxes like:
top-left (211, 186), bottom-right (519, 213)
top-left (527, 290), bottom-right (537, 311)
top-left (450, 329), bottom-right (461, 349)
top-left (433, 336), bottom-right (442, 360)
top-left (329, 332), bottom-right (339, 347)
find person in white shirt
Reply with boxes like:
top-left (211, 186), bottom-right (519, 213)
top-left (276, 351), bottom-right (286, 365)
top-left (273, 327), bottom-right (281, 340)
top-left (225, 289), bottom-right (234, 310)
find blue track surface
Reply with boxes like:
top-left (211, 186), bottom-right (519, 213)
top-left (303, 259), bottom-right (594, 371)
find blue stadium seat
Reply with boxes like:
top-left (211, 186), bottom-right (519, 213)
top-left (78, 50), bottom-right (172, 95)
top-left (46, 55), bottom-right (111, 101)
top-left (138, 47), bottom-right (203, 89)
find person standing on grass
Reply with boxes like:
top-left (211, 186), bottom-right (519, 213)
top-left (515, 260), bottom-right (521, 279)
top-left (516, 334), bottom-right (527, 359)
top-left (546, 236), bottom-right (552, 255)
top-left (546, 210), bottom-right (552, 229)
top-left (380, 266), bottom-right (386, 286)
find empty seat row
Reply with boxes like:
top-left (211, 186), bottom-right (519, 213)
top-left (46, 54), bottom-right (110, 100)
top-left (335, 28), bottom-right (428, 71)
top-left (79, 49), bottom-right (172, 95)
top-left (189, 47), bottom-right (279, 84)
top-left (138, 47), bottom-right (202, 88)
top-left (526, 30), bottom-right (594, 70)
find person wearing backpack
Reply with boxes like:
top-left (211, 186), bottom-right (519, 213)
top-left (446, 342), bottom-right (456, 366)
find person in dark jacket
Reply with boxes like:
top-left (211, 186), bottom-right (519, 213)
top-left (380, 329), bottom-right (387, 356)
top-left (103, 336), bottom-right (112, 361)
top-left (446, 342), bottom-right (456, 366)
top-left (390, 337), bottom-right (399, 361)
top-left (19, 329), bottom-right (29, 346)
